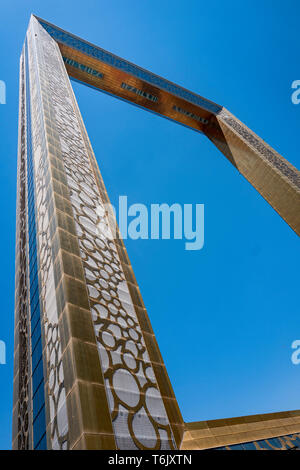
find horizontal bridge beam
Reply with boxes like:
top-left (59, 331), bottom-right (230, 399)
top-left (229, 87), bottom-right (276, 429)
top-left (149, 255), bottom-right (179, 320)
top-left (36, 15), bottom-right (300, 236)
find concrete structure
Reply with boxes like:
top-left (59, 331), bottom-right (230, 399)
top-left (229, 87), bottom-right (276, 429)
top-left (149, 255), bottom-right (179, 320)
top-left (13, 15), bottom-right (300, 450)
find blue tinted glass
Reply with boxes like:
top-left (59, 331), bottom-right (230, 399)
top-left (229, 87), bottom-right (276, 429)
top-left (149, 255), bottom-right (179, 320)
top-left (242, 442), bottom-right (257, 450)
top-left (29, 237), bottom-right (37, 252)
top-left (35, 433), bottom-right (47, 450)
top-left (39, 20), bottom-right (222, 114)
top-left (28, 192), bottom-right (34, 204)
top-left (33, 405), bottom-right (46, 448)
top-left (29, 254), bottom-right (36, 272)
top-left (31, 337), bottom-right (42, 373)
top-left (29, 220), bottom-right (36, 237)
top-left (257, 439), bottom-right (274, 450)
top-left (30, 285), bottom-right (39, 306)
top-left (33, 380), bottom-right (45, 418)
top-left (291, 436), bottom-right (300, 448)
top-left (31, 302), bottom-right (41, 330)
top-left (29, 206), bottom-right (35, 219)
top-left (31, 318), bottom-right (41, 350)
top-left (33, 275), bottom-right (38, 292)
top-left (31, 277), bottom-right (38, 296)
top-left (267, 438), bottom-right (282, 449)
top-left (32, 356), bottom-right (44, 392)
top-left (25, 38), bottom-right (46, 445)
top-left (30, 263), bottom-right (38, 283)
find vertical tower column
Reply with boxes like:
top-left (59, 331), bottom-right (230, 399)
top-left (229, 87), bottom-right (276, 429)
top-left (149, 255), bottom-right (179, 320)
top-left (205, 109), bottom-right (300, 233)
top-left (12, 48), bottom-right (32, 451)
top-left (13, 16), bottom-right (184, 450)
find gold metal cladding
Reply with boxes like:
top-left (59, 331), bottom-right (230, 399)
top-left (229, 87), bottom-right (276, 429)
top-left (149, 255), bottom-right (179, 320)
top-left (15, 15), bottom-right (300, 451)
top-left (181, 410), bottom-right (300, 450)
top-left (30, 18), bottom-right (184, 450)
top-left (205, 110), bottom-right (300, 235)
top-left (13, 49), bottom-right (30, 451)
top-left (58, 43), bottom-right (212, 133)
top-left (52, 32), bottom-right (300, 236)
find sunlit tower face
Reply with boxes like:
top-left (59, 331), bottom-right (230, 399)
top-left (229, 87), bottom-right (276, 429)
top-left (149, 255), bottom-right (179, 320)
top-left (13, 15), bottom-right (300, 451)
top-left (13, 16), bottom-right (183, 450)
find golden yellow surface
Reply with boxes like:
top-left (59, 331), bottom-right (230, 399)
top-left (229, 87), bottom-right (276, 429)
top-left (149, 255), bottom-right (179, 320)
top-left (181, 410), bottom-right (300, 449)
top-left (59, 43), bottom-right (300, 237)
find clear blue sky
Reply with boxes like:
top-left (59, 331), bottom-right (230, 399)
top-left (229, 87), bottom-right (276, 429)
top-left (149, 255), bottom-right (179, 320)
top-left (0, 0), bottom-right (299, 450)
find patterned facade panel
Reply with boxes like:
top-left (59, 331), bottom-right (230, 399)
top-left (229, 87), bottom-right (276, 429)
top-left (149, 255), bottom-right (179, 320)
top-left (14, 15), bottom-right (300, 452)
top-left (24, 38), bottom-right (47, 450)
top-left (25, 20), bottom-right (70, 449)
top-left (205, 109), bottom-right (300, 235)
top-left (218, 109), bottom-right (300, 190)
top-left (35, 17), bottom-right (180, 450)
top-left (12, 48), bottom-right (31, 451)
top-left (33, 17), bottom-right (300, 239)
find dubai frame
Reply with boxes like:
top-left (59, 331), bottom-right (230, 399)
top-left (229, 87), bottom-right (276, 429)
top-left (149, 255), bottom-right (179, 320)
top-left (13, 15), bottom-right (300, 450)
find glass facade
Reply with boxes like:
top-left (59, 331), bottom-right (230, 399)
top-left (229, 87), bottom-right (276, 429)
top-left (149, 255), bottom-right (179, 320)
top-left (25, 38), bottom-right (47, 450)
top-left (216, 433), bottom-right (300, 451)
top-left (13, 15), bottom-right (300, 451)
top-left (36, 17), bottom-right (222, 114)
top-left (13, 15), bottom-right (184, 451)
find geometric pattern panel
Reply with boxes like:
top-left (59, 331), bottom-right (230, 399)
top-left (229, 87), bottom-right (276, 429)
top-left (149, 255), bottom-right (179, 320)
top-left (13, 14), bottom-right (300, 451)
top-left (12, 48), bottom-right (31, 450)
top-left (35, 19), bottom-right (176, 450)
top-left (13, 15), bottom-right (185, 450)
top-left (36, 15), bottom-right (300, 236)
top-left (26, 22), bottom-right (69, 449)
